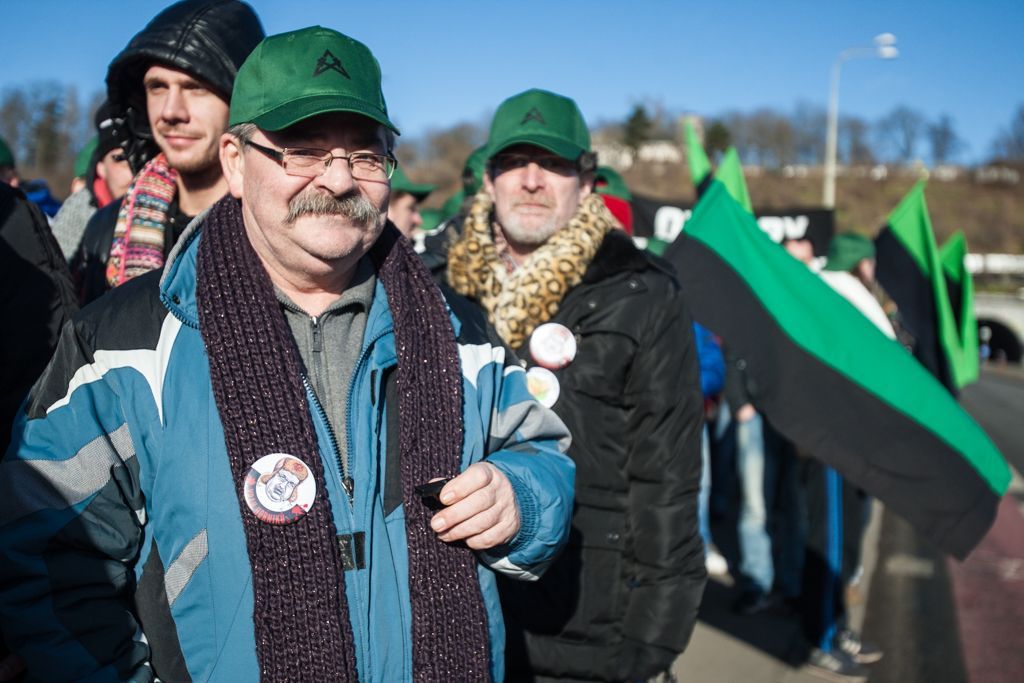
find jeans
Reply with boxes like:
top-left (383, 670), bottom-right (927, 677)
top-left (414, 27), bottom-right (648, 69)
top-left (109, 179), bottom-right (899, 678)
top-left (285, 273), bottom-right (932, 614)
top-left (763, 425), bottom-right (806, 599)
top-left (736, 412), bottom-right (772, 593)
top-left (698, 425), bottom-right (712, 549)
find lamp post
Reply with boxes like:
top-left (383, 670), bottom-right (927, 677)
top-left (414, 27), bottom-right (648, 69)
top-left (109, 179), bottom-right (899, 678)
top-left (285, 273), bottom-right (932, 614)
top-left (823, 33), bottom-right (898, 209)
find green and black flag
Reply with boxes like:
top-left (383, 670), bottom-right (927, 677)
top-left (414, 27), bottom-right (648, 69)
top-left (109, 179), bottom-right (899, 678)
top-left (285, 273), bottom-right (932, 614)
top-left (939, 231), bottom-right (980, 387)
top-left (663, 182), bottom-right (1009, 558)
top-left (874, 181), bottom-right (959, 391)
top-left (714, 147), bottom-right (753, 213)
top-left (684, 118), bottom-right (713, 195)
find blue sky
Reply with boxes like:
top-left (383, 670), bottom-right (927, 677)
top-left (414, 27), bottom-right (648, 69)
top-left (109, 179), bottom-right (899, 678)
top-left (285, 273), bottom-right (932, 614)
top-left (4, 0), bottom-right (1022, 162)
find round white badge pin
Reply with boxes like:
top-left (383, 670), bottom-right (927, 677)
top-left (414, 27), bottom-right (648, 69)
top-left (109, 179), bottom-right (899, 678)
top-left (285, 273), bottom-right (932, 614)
top-left (526, 366), bottom-right (561, 408)
top-left (529, 322), bottom-right (577, 370)
top-left (243, 453), bottom-right (317, 525)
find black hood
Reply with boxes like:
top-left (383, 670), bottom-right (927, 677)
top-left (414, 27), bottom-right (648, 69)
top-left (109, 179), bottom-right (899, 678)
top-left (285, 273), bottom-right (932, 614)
top-left (107, 0), bottom-right (264, 107)
top-left (104, 0), bottom-right (264, 173)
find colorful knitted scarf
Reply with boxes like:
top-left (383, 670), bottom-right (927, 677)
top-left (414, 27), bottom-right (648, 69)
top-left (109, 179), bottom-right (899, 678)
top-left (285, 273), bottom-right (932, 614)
top-left (106, 153), bottom-right (177, 287)
top-left (447, 191), bottom-right (615, 349)
top-left (195, 196), bottom-right (491, 682)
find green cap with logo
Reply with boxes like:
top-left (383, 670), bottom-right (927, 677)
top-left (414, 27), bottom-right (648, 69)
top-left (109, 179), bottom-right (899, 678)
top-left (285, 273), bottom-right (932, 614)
top-left (0, 135), bottom-right (14, 168)
top-left (824, 233), bottom-right (876, 272)
top-left (390, 165), bottom-right (435, 201)
top-left (486, 88), bottom-right (590, 161)
top-left (229, 26), bottom-right (399, 134)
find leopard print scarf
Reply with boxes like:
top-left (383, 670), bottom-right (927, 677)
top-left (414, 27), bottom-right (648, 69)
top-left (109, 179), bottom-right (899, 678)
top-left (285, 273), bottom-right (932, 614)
top-left (447, 191), bottom-right (614, 349)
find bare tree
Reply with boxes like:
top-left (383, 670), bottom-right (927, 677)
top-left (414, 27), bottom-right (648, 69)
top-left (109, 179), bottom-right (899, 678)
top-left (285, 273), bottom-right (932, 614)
top-left (1, 82), bottom-right (116, 193)
top-left (990, 105), bottom-right (1024, 161)
top-left (720, 110), bottom-right (755, 161)
top-left (927, 114), bottom-right (962, 164)
top-left (876, 105), bottom-right (926, 163)
top-left (840, 115), bottom-right (875, 165)
top-left (744, 108), bottom-right (795, 167)
top-left (790, 102), bottom-right (826, 164)
top-left (410, 121), bottom-right (486, 183)
top-left (0, 88), bottom-right (31, 163)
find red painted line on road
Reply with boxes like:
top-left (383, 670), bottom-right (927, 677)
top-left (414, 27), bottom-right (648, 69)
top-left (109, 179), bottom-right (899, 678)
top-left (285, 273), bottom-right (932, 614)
top-left (948, 496), bottom-right (1024, 683)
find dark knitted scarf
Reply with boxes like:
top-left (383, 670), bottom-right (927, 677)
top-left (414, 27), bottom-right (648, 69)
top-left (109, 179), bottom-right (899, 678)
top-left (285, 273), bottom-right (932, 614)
top-left (196, 196), bottom-right (491, 681)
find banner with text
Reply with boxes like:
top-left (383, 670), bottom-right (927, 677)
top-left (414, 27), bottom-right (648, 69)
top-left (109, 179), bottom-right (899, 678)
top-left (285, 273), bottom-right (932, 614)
top-left (632, 193), bottom-right (835, 255)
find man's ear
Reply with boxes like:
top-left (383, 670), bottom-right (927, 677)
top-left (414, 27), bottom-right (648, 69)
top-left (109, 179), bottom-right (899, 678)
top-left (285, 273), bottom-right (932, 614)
top-left (483, 170), bottom-right (496, 200)
top-left (220, 133), bottom-right (244, 199)
top-left (579, 172), bottom-right (594, 198)
top-left (94, 160), bottom-right (107, 181)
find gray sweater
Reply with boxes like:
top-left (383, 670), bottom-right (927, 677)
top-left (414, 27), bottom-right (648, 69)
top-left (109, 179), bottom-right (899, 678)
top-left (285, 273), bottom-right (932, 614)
top-left (277, 258), bottom-right (377, 482)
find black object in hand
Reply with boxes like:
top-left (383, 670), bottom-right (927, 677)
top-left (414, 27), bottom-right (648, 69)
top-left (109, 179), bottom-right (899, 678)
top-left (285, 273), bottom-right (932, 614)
top-left (415, 478), bottom-right (451, 510)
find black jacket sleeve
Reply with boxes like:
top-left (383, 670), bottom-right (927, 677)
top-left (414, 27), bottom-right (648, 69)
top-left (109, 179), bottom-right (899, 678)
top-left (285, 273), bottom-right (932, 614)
top-left (0, 185), bottom-right (78, 453)
top-left (723, 344), bottom-right (756, 411)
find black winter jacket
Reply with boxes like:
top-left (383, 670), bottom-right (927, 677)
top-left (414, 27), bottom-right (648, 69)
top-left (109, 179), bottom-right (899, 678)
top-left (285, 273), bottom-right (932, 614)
top-left (69, 198), bottom-right (120, 306)
top-left (0, 184), bottom-right (78, 452)
top-left (499, 230), bottom-right (707, 681)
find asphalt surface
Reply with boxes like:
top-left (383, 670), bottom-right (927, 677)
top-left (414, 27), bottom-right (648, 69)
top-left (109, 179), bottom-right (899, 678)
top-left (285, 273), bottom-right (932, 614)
top-left (674, 366), bottom-right (1024, 683)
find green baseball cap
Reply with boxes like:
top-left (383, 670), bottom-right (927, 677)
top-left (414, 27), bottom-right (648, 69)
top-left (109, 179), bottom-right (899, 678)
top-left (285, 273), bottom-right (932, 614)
top-left (486, 88), bottom-right (590, 161)
top-left (419, 208), bottom-right (444, 234)
top-left (824, 233), bottom-right (876, 272)
top-left (390, 165), bottom-right (435, 201)
top-left (463, 145), bottom-right (487, 195)
top-left (0, 135), bottom-right (14, 168)
top-left (229, 26), bottom-right (399, 134)
top-left (595, 166), bottom-right (632, 201)
top-left (74, 137), bottom-right (99, 179)
top-left (440, 189), bottom-right (466, 221)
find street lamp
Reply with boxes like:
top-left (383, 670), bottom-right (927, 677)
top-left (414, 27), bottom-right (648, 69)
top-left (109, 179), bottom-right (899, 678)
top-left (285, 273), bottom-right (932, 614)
top-left (822, 33), bottom-right (899, 209)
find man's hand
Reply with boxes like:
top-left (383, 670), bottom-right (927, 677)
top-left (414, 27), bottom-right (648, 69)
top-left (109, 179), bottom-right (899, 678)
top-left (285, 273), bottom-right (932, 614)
top-left (735, 403), bottom-right (757, 422)
top-left (0, 654), bottom-right (25, 682)
top-left (428, 462), bottom-right (520, 550)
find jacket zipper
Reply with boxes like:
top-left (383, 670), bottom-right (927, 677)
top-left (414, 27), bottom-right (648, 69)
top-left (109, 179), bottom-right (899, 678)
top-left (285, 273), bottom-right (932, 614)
top-left (300, 374), bottom-right (352, 502)
top-left (344, 326), bottom-right (392, 500)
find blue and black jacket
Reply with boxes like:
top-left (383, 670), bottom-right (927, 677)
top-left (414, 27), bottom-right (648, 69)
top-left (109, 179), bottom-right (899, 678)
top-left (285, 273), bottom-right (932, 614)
top-left (0, 220), bottom-right (575, 681)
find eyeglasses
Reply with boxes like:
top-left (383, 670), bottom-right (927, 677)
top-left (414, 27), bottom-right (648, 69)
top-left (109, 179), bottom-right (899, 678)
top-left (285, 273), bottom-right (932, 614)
top-left (244, 140), bottom-right (397, 181)
top-left (490, 152), bottom-right (578, 177)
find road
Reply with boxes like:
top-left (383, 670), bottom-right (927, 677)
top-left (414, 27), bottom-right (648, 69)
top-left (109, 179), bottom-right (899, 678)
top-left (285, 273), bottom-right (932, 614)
top-left (863, 366), bottom-right (1024, 683)
top-left (674, 366), bottom-right (1024, 682)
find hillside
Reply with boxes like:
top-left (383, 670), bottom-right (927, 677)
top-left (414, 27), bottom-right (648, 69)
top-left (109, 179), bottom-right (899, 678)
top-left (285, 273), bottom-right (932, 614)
top-left (421, 163), bottom-right (1023, 254)
top-left (619, 164), bottom-right (1024, 253)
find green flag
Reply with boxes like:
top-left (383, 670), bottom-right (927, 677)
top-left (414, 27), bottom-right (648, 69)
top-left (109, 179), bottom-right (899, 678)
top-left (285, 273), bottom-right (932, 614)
top-left (875, 181), bottom-right (964, 391)
top-left (663, 181), bottom-right (1008, 559)
top-left (940, 231), bottom-right (980, 386)
top-left (684, 118), bottom-right (712, 189)
top-left (715, 147), bottom-right (753, 214)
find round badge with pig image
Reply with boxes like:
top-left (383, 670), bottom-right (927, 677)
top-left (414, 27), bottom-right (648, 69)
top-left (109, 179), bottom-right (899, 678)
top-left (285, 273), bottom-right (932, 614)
top-left (243, 453), bottom-right (317, 525)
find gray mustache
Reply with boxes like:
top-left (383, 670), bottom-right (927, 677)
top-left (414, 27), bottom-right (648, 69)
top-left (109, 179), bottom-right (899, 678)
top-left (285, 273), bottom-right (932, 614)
top-left (285, 191), bottom-right (381, 226)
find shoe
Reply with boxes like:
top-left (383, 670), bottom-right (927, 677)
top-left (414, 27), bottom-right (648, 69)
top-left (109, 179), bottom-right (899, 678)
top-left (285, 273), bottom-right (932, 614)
top-left (836, 628), bottom-right (884, 664)
top-left (732, 589), bottom-right (775, 616)
top-left (705, 548), bottom-right (729, 576)
top-left (803, 647), bottom-right (869, 682)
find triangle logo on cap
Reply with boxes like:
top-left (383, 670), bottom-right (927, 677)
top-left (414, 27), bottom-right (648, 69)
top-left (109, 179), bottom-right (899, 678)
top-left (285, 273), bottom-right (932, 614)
top-left (313, 49), bottom-right (350, 79)
top-left (521, 107), bottom-right (546, 125)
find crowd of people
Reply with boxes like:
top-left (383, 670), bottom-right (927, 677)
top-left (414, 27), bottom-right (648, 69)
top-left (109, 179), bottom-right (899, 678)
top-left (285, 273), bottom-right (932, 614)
top-left (0, 2), bottom-right (920, 682)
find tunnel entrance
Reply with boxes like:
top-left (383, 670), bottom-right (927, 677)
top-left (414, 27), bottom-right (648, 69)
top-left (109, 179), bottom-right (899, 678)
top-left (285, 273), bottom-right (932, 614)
top-left (978, 318), bottom-right (1023, 364)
